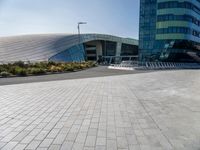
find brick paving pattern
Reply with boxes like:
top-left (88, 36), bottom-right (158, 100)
top-left (0, 70), bottom-right (200, 150)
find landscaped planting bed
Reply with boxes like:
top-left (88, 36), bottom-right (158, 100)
top-left (0, 61), bottom-right (97, 78)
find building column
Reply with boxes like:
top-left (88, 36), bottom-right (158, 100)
top-left (115, 42), bottom-right (122, 63)
top-left (96, 42), bottom-right (103, 59)
top-left (116, 42), bottom-right (122, 56)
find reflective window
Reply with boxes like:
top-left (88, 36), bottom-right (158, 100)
top-left (157, 14), bottom-right (200, 26)
top-left (121, 44), bottom-right (138, 56)
top-left (157, 27), bottom-right (200, 38)
top-left (49, 44), bottom-right (85, 62)
top-left (158, 1), bottom-right (200, 15)
top-left (102, 41), bottom-right (117, 56)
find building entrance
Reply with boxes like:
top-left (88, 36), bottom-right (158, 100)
top-left (85, 45), bottom-right (97, 61)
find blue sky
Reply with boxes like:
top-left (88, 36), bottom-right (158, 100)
top-left (0, 0), bottom-right (140, 38)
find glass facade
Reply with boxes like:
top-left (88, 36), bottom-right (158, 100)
top-left (158, 1), bottom-right (200, 14)
top-left (121, 44), bottom-right (138, 56)
top-left (139, 0), bottom-right (200, 62)
top-left (139, 0), bottom-right (157, 61)
top-left (49, 41), bottom-right (138, 63)
top-left (102, 41), bottom-right (117, 56)
top-left (49, 44), bottom-right (85, 62)
top-left (157, 14), bottom-right (200, 26)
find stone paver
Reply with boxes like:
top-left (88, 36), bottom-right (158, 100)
top-left (0, 70), bottom-right (200, 150)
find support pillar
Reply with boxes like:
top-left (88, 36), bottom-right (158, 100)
top-left (115, 42), bottom-right (122, 63)
top-left (116, 42), bottom-right (122, 56)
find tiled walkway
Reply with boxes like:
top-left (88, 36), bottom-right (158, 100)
top-left (0, 70), bottom-right (200, 150)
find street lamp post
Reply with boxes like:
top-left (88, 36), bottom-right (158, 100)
top-left (77, 22), bottom-right (87, 44)
top-left (77, 22), bottom-right (87, 62)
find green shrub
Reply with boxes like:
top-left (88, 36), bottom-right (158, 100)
top-left (48, 61), bottom-right (56, 66)
top-left (0, 71), bottom-right (10, 77)
top-left (0, 66), bottom-right (6, 72)
top-left (15, 67), bottom-right (27, 76)
top-left (48, 65), bottom-right (63, 72)
top-left (8, 66), bottom-right (18, 75)
top-left (32, 62), bottom-right (48, 68)
top-left (28, 68), bottom-right (46, 75)
top-left (80, 64), bottom-right (88, 69)
top-left (73, 63), bottom-right (82, 70)
top-left (63, 64), bottom-right (74, 72)
top-left (8, 66), bottom-right (19, 75)
top-left (66, 67), bottom-right (74, 71)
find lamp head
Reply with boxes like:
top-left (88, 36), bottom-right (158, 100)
top-left (78, 22), bottom-right (87, 25)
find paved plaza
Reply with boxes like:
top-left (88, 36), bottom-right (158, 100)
top-left (0, 70), bottom-right (200, 150)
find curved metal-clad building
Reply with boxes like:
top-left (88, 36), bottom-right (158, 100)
top-left (0, 34), bottom-right (138, 63)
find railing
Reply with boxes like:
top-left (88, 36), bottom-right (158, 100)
top-left (138, 62), bottom-right (200, 70)
top-left (108, 60), bottom-right (138, 70)
top-left (108, 61), bottom-right (200, 70)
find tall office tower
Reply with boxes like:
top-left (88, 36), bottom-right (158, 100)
top-left (139, 0), bottom-right (200, 62)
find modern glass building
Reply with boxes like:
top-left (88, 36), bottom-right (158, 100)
top-left (139, 0), bottom-right (200, 62)
top-left (0, 34), bottom-right (138, 63)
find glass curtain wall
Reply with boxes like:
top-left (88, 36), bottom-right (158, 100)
top-left (139, 0), bottom-right (157, 61)
top-left (49, 44), bottom-right (85, 62)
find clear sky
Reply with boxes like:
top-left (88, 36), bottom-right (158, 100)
top-left (0, 0), bottom-right (140, 39)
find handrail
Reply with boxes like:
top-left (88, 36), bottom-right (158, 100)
top-left (141, 62), bottom-right (200, 70)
